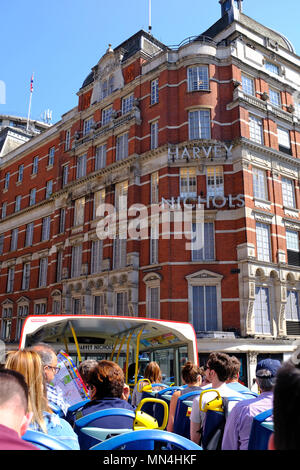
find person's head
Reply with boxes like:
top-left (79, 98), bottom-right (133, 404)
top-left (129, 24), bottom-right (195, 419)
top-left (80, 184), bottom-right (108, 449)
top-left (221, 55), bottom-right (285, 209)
top-left (0, 368), bottom-right (32, 436)
top-left (31, 343), bottom-right (59, 384)
top-left (87, 360), bottom-right (125, 400)
top-left (255, 358), bottom-right (281, 393)
top-left (227, 356), bottom-right (241, 383)
top-left (78, 360), bottom-right (99, 385)
top-left (206, 352), bottom-right (232, 384)
top-left (5, 349), bottom-right (48, 432)
top-left (272, 361), bottom-right (300, 450)
top-left (143, 361), bottom-right (162, 384)
top-left (181, 362), bottom-right (202, 386)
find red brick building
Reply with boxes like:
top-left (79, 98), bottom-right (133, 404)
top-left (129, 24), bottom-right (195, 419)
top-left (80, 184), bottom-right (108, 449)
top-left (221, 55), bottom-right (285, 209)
top-left (1, 0), bottom-right (300, 384)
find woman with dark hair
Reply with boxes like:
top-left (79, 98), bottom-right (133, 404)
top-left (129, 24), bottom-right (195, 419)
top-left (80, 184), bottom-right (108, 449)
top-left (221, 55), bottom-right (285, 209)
top-left (131, 361), bottom-right (164, 407)
top-left (74, 360), bottom-right (134, 449)
top-left (167, 361), bottom-right (202, 433)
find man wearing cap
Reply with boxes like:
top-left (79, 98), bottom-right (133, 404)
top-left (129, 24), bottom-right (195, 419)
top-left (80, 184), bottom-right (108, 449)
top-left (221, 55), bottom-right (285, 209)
top-left (221, 358), bottom-right (281, 450)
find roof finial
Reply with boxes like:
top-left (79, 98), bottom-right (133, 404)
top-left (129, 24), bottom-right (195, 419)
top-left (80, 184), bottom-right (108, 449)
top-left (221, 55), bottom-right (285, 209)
top-left (219, 0), bottom-right (243, 17)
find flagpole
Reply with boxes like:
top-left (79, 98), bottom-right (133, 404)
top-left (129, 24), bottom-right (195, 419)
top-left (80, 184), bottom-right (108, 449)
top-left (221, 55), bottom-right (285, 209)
top-left (26, 73), bottom-right (34, 132)
top-left (148, 0), bottom-right (152, 34)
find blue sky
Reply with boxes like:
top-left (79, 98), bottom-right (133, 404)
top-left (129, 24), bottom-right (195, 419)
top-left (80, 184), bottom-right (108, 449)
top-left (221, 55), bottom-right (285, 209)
top-left (1, 0), bottom-right (299, 124)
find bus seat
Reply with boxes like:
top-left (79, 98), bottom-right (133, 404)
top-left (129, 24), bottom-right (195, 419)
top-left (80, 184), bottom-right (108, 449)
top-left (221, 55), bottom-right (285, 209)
top-left (173, 390), bottom-right (203, 439)
top-left (22, 429), bottom-right (72, 450)
top-left (90, 429), bottom-right (203, 451)
top-left (248, 409), bottom-right (273, 450)
top-left (139, 382), bottom-right (169, 417)
top-left (65, 398), bottom-right (91, 426)
top-left (199, 391), bottom-right (244, 450)
top-left (135, 397), bottom-right (169, 430)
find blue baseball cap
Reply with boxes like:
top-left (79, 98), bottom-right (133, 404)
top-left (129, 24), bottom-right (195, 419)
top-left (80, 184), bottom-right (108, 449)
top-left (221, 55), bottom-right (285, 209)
top-left (256, 359), bottom-right (281, 378)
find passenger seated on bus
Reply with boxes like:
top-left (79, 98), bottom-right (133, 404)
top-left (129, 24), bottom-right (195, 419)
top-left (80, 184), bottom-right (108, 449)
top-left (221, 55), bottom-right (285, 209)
top-left (167, 361), bottom-right (202, 433)
top-left (226, 356), bottom-right (256, 398)
top-left (269, 353), bottom-right (300, 450)
top-left (78, 359), bottom-right (99, 388)
top-left (0, 369), bottom-right (38, 450)
top-left (32, 343), bottom-right (70, 417)
top-left (222, 358), bottom-right (281, 450)
top-left (5, 349), bottom-right (80, 450)
top-left (199, 366), bottom-right (211, 388)
top-left (74, 360), bottom-right (135, 450)
top-left (131, 361), bottom-right (164, 407)
top-left (190, 352), bottom-right (244, 446)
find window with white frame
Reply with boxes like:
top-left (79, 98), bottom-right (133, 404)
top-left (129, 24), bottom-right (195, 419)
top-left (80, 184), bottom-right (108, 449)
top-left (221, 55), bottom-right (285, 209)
top-left (113, 237), bottom-right (127, 269)
top-left (282, 177), bottom-right (296, 208)
top-left (38, 257), bottom-right (48, 287)
top-left (2, 202), bottom-right (7, 219)
top-left (188, 109), bottom-right (211, 140)
top-left (93, 189), bottom-right (106, 219)
top-left (265, 61), bottom-right (280, 75)
top-left (95, 144), bottom-right (107, 170)
top-left (0, 235), bottom-right (4, 255)
top-left (1, 305), bottom-right (12, 340)
top-left (249, 115), bottom-right (264, 144)
top-left (122, 94), bottom-right (134, 115)
top-left (15, 195), bottom-right (21, 212)
top-left (150, 221), bottom-right (159, 265)
top-left (115, 291), bottom-right (128, 316)
top-left (56, 250), bottom-right (63, 282)
top-left (206, 166), bottom-right (224, 197)
top-left (71, 245), bottom-right (82, 278)
top-left (241, 74), bottom-right (255, 96)
top-left (52, 299), bottom-right (61, 315)
top-left (76, 154), bottom-right (87, 179)
top-left (32, 156), bottom-right (39, 175)
top-left (34, 301), bottom-right (47, 315)
top-left (151, 171), bottom-right (159, 204)
top-left (278, 127), bottom-right (291, 153)
top-left (269, 88), bottom-right (281, 107)
top-left (46, 180), bottom-right (53, 199)
top-left (286, 229), bottom-right (299, 252)
top-left (254, 286), bottom-right (271, 334)
top-left (102, 106), bottom-right (113, 125)
top-left (102, 75), bottom-right (114, 99)
top-left (48, 146), bottom-right (55, 166)
top-left (150, 121), bottom-right (159, 150)
top-left (7, 267), bottom-right (15, 293)
top-left (18, 164), bottom-right (24, 183)
top-left (72, 298), bottom-right (81, 315)
top-left (192, 285), bottom-right (218, 331)
top-left (144, 273), bottom-right (161, 319)
top-left (59, 208), bottom-right (66, 233)
top-left (115, 180), bottom-right (128, 211)
top-left (11, 228), bottom-right (18, 252)
top-left (83, 117), bottom-right (94, 136)
top-left (4, 173), bottom-right (10, 190)
top-left (74, 197), bottom-right (85, 227)
top-left (91, 239), bottom-right (103, 274)
top-left (29, 188), bottom-right (36, 206)
top-left (252, 167), bottom-right (268, 200)
top-left (62, 165), bottom-right (69, 187)
top-left (116, 133), bottom-right (128, 161)
top-left (256, 222), bottom-right (271, 262)
top-left (25, 223), bottom-right (34, 247)
top-left (65, 129), bottom-right (71, 151)
top-left (180, 167), bottom-right (197, 198)
top-left (21, 263), bottom-right (31, 290)
top-left (41, 216), bottom-right (51, 241)
top-left (191, 222), bottom-right (215, 261)
top-left (16, 304), bottom-right (28, 340)
top-left (151, 79), bottom-right (159, 105)
top-left (286, 290), bottom-right (300, 323)
top-left (187, 66), bottom-right (209, 91)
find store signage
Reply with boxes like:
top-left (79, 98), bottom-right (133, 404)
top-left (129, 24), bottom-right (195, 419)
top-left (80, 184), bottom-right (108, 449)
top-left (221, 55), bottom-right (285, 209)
top-left (161, 194), bottom-right (245, 209)
top-left (168, 142), bottom-right (233, 161)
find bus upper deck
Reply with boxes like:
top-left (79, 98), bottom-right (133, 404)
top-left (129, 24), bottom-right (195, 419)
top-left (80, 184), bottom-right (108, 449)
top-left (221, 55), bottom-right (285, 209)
top-left (19, 315), bottom-right (198, 386)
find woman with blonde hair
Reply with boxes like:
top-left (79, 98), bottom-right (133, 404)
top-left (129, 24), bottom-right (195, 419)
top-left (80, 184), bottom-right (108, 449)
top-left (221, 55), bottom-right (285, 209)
top-left (5, 349), bottom-right (79, 449)
top-left (131, 361), bottom-right (164, 407)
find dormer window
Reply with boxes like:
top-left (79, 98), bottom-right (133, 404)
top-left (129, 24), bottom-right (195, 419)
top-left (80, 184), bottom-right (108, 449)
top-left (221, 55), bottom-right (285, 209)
top-left (102, 76), bottom-right (114, 100)
top-left (265, 61), bottom-right (280, 75)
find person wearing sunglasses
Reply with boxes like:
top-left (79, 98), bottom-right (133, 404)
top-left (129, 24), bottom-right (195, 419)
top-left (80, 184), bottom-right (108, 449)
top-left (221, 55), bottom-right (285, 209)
top-left (32, 342), bottom-right (70, 417)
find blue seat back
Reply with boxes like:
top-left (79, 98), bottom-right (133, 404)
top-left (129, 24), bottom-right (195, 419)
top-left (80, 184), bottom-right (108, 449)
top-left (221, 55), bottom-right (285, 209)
top-left (173, 390), bottom-right (203, 439)
top-left (49, 402), bottom-right (65, 418)
top-left (248, 409), bottom-right (273, 450)
top-left (65, 399), bottom-right (91, 426)
top-left (74, 408), bottom-right (136, 450)
top-left (22, 429), bottom-right (72, 450)
top-left (91, 429), bottom-right (202, 450)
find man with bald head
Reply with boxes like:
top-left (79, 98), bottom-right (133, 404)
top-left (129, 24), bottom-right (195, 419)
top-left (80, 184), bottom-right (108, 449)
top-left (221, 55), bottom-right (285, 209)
top-left (0, 369), bottom-right (38, 450)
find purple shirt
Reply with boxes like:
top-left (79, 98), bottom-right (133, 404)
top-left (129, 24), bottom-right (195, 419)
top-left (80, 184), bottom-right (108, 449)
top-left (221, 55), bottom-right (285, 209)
top-left (0, 424), bottom-right (38, 450)
top-left (221, 391), bottom-right (273, 450)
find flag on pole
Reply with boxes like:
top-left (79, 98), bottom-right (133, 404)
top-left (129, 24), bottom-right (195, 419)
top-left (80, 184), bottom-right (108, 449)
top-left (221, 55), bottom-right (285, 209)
top-left (30, 73), bottom-right (34, 93)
